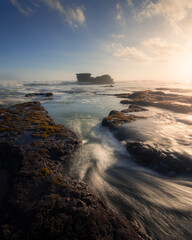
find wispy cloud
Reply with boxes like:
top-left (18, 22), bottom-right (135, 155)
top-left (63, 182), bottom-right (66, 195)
top-left (65, 7), bottom-right (85, 28)
top-left (10, 0), bottom-right (33, 15)
top-left (116, 3), bottom-right (123, 22)
top-left (136, 0), bottom-right (192, 32)
top-left (143, 37), bottom-right (185, 61)
top-left (111, 34), bottom-right (125, 39)
top-left (127, 0), bottom-right (133, 7)
top-left (108, 43), bottom-right (150, 62)
top-left (9, 0), bottom-right (86, 28)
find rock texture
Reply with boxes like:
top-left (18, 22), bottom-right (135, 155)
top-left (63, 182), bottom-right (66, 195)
top-left (102, 110), bottom-right (145, 130)
top-left (126, 141), bottom-right (192, 176)
top-left (121, 104), bottom-right (148, 113)
top-left (0, 102), bottom-right (150, 240)
top-left (117, 90), bottom-right (192, 113)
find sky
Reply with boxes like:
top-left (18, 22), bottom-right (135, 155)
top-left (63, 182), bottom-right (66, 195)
top-left (1, 0), bottom-right (192, 82)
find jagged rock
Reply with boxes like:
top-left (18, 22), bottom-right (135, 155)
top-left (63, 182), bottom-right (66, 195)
top-left (102, 110), bottom-right (145, 130)
top-left (25, 92), bottom-right (53, 98)
top-left (126, 141), bottom-right (192, 176)
top-left (0, 102), bottom-right (150, 240)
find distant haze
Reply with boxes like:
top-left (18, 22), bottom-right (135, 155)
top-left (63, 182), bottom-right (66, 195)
top-left (1, 0), bottom-right (192, 83)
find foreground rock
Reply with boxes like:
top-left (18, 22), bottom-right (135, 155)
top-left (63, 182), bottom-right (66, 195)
top-left (126, 141), bottom-right (192, 176)
top-left (102, 110), bottom-right (145, 130)
top-left (0, 102), bottom-right (149, 240)
top-left (118, 90), bottom-right (192, 113)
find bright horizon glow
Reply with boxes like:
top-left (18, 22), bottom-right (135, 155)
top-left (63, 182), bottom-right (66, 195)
top-left (1, 0), bottom-right (192, 84)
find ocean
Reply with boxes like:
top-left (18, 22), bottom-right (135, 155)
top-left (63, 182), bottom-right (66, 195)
top-left (0, 79), bottom-right (192, 240)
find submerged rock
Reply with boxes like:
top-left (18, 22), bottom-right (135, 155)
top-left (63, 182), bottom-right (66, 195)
top-left (102, 110), bottom-right (145, 130)
top-left (25, 92), bottom-right (53, 98)
top-left (0, 102), bottom-right (150, 240)
top-left (126, 141), bottom-right (192, 176)
top-left (118, 90), bottom-right (192, 113)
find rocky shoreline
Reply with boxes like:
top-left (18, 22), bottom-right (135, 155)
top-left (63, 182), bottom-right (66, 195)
top-left (0, 102), bottom-right (150, 240)
top-left (102, 92), bottom-right (192, 176)
top-left (116, 90), bottom-right (192, 114)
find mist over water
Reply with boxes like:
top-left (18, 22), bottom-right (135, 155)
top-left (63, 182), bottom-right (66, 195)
top-left (0, 80), bottom-right (192, 239)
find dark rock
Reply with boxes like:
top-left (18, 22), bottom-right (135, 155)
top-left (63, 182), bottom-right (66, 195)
top-left (121, 104), bottom-right (148, 113)
top-left (120, 100), bottom-right (192, 114)
top-left (115, 93), bottom-right (130, 98)
top-left (76, 73), bottom-right (114, 84)
top-left (126, 141), bottom-right (192, 176)
top-left (102, 111), bottom-right (146, 130)
top-left (25, 92), bottom-right (53, 98)
top-left (117, 90), bottom-right (192, 113)
top-left (0, 102), bottom-right (150, 240)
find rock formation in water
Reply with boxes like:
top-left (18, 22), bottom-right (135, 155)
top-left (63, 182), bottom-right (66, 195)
top-left (76, 73), bottom-right (114, 84)
top-left (25, 92), bottom-right (53, 98)
top-left (116, 90), bottom-right (192, 114)
top-left (102, 109), bottom-right (146, 130)
top-left (126, 141), bottom-right (192, 176)
top-left (102, 91), bottom-right (192, 176)
top-left (0, 102), bottom-right (150, 240)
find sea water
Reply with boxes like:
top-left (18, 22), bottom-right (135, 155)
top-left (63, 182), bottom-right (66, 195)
top-left (0, 79), bottom-right (192, 240)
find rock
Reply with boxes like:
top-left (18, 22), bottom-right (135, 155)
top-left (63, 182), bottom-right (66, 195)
top-left (121, 104), bottom-right (148, 113)
top-left (76, 73), bottom-right (114, 84)
top-left (126, 141), bottom-right (192, 176)
top-left (0, 102), bottom-right (150, 240)
top-left (25, 92), bottom-right (53, 98)
top-left (102, 110), bottom-right (145, 130)
top-left (117, 90), bottom-right (192, 113)
top-left (120, 100), bottom-right (192, 114)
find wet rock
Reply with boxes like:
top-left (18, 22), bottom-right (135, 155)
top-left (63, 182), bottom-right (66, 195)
top-left (118, 90), bottom-right (192, 113)
top-left (126, 141), bottom-right (192, 176)
top-left (0, 102), bottom-right (150, 240)
top-left (120, 100), bottom-right (192, 114)
top-left (25, 92), bottom-right (53, 98)
top-left (102, 110), bottom-right (145, 130)
top-left (121, 104), bottom-right (148, 113)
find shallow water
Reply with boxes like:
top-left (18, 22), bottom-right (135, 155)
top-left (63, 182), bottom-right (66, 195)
top-left (0, 80), bottom-right (192, 240)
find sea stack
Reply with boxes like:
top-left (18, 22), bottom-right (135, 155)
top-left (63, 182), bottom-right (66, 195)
top-left (76, 73), bottom-right (114, 84)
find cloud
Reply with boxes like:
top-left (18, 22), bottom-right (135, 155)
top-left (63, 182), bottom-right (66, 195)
top-left (109, 43), bottom-right (150, 62)
top-left (10, 0), bottom-right (33, 15)
top-left (65, 7), bottom-right (85, 28)
top-left (143, 37), bottom-right (185, 61)
top-left (143, 37), bottom-right (185, 54)
top-left (137, 0), bottom-right (192, 25)
top-left (116, 3), bottom-right (123, 22)
top-left (127, 0), bottom-right (133, 7)
top-left (111, 34), bottom-right (125, 39)
top-left (9, 0), bottom-right (86, 28)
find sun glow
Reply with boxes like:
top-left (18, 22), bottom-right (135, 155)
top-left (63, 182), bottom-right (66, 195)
top-left (178, 54), bottom-right (192, 82)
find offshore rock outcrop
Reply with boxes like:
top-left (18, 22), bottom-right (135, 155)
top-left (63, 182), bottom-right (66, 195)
top-left (76, 73), bottom-right (114, 84)
top-left (0, 102), bottom-right (150, 240)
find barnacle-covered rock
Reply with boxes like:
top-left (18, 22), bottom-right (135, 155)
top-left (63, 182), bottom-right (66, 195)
top-left (0, 102), bottom-right (150, 240)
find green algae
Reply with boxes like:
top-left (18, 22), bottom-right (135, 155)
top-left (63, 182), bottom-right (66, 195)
top-left (38, 168), bottom-right (50, 176)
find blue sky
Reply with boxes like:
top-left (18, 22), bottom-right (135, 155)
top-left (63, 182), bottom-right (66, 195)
top-left (1, 0), bottom-right (192, 82)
